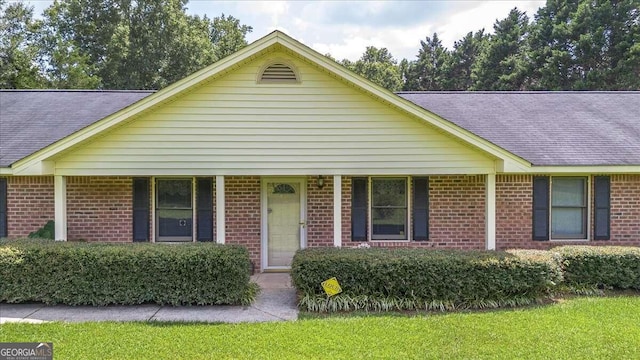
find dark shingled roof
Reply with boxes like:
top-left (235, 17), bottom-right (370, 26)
top-left (0, 90), bottom-right (154, 167)
top-left (398, 91), bottom-right (640, 166)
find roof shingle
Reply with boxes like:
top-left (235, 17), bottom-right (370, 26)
top-left (398, 91), bottom-right (640, 166)
top-left (0, 90), bottom-right (153, 167)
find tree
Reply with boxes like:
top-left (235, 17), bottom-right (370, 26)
top-left (209, 14), bottom-right (253, 61)
top-left (471, 8), bottom-right (531, 90)
top-left (342, 46), bottom-right (402, 91)
top-left (529, 0), bottom-right (640, 90)
top-left (446, 30), bottom-right (488, 90)
top-left (403, 33), bottom-right (450, 91)
top-left (37, 0), bottom-right (252, 89)
top-left (0, 1), bottom-right (46, 88)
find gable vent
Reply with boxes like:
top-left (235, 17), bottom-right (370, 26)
top-left (260, 63), bottom-right (298, 83)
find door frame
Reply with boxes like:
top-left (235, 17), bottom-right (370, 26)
top-left (261, 177), bottom-right (307, 271)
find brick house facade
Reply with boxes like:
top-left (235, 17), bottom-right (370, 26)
top-left (1, 32), bottom-right (638, 272)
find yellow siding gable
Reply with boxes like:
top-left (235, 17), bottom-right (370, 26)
top-left (53, 52), bottom-right (496, 176)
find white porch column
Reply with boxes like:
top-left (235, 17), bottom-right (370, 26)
top-left (54, 175), bottom-right (67, 241)
top-left (485, 173), bottom-right (496, 250)
top-left (215, 175), bottom-right (225, 244)
top-left (333, 175), bottom-right (342, 247)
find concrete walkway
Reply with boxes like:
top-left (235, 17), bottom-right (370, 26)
top-left (0, 273), bottom-right (298, 324)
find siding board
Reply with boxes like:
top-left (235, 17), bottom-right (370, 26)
top-left (54, 52), bottom-right (494, 175)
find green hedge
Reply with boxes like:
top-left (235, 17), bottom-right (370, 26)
top-left (291, 248), bottom-right (562, 312)
top-left (554, 246), bottom-right (640, 290)
top-left (0, 239), bottom-right (258, 306)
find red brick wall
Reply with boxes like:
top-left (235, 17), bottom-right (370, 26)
top-left (497, 174), bottom-right (640, 249)
top-left (496, 175), bottom-right (533, 249)
top-left (66, 176), bottom-right (132, 242)
top-left (602, 174), bottom-right (639, 244)
top-left (424, 175), bottom-right (486, 249)
top-left (5, 176), bottom-right (54, 237)
top-left (306, 176), bottom-right (333, 247)
top-left (224, 176), bottom-right (261, 269)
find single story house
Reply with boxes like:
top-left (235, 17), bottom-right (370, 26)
top-left (0, 31), bottom-right (638, 271)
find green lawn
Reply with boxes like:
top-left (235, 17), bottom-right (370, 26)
top-left (1, 296), bottom-right (639, 359)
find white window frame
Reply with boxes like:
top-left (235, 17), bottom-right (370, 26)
top-left (549, 176), bottom-right (590, 241)
top-left (368, 176), bottom-right (411, 242)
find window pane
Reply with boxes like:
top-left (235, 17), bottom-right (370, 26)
top-left (158, 209), bottom-right (193, 237)
top-left (372, 208), bottom-right (406, 238)
top-left (551, 208), bottom-right (585, 238)
top-left (372, 178), bottom-right (406, 207)
top-left (157, 180), bottom-right (192, 209)
top-left (552, 178), bottom-right (585, 207)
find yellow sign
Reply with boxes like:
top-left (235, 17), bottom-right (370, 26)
top-left (321, 277), bottom-right (342, 296)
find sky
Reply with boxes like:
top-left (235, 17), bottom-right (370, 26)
top-left (18, 0), bottom-right (546, 61)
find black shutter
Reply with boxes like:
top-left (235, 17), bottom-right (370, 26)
top-left (0, 178), bottom-right (7, 238)
top-left (351, 178), bottom-right (368, 241)
top-left (196, 178), bottom-right (214, 242)
top-left (132, 178), bottom-right (150, 242)
top-left (594, 176), bottom-right (611, 240)
top-left (532, 176), bottom-right (550, 241)
top-left (412, 177), bottom-right (429, 241)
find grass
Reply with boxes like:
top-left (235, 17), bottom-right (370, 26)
top-left (1, 296), bottom-right (639, 359)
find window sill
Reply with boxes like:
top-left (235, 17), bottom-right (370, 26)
top-left (549, 238), bottom-right (589, 242)
top-left (369, 239), bottom-right (410, 242)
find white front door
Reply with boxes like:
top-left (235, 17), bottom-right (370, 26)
top-left (263, 178), bottom-right (306, 269)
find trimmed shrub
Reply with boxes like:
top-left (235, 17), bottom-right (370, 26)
top-left (0, 239), bottom-right (258, 306)
top-left (291, 248), bottom-right (561, 312)
top-left (28, 220), bottom-right (55, 239)
top-left (554, 246), bottom-right (640, 290)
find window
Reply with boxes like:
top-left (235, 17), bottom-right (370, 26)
top-left (156, 179), bottom-right (193, 242)
top-left (371, 178), bottom-right (407, 240)
top-left (533, 176), bottom-right (592, 241)
top-left (551, 177), bottom-right (587, 239)
top-left (352, 177), bottom-right (428, 241)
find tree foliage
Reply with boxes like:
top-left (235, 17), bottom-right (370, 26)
top-left (0, 0), bottom-right (45, 88)
top-left (0, 0), bottom-right (251, 89)
top-left (341, 46), bottom-right (403, 91)
top-left (1, 0), bottom-right (637, 91)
